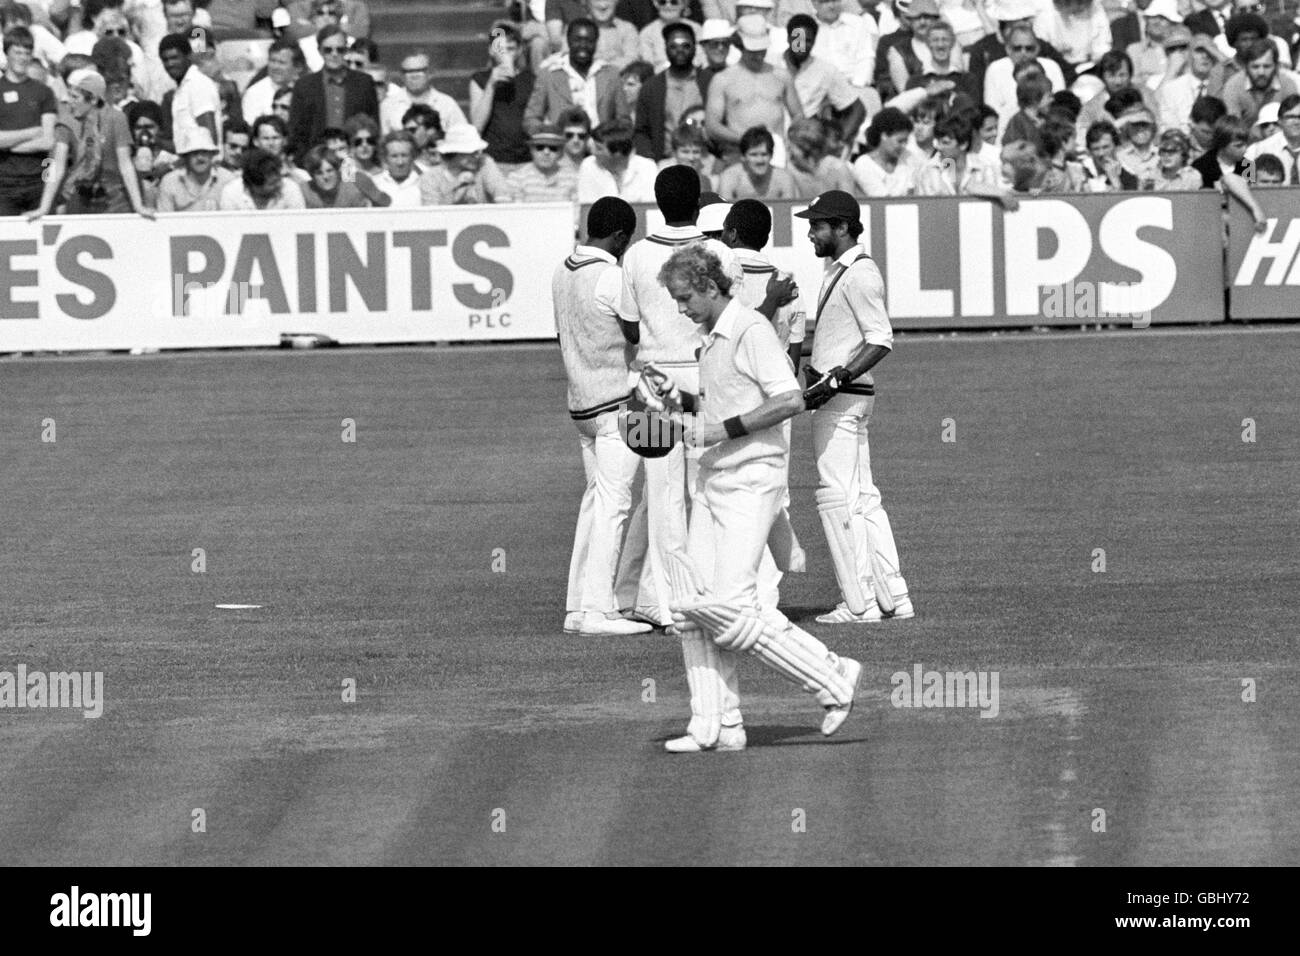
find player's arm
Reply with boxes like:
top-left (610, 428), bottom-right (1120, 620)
top-left (618, 319), bottom-right (639, 344)
top-left (595, 265), bottom-right (638, 343)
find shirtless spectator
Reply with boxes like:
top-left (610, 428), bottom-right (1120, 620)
top-left (706, 14), bottom-right (802, 167)
top-left (716, 124), bottom-right (799, 198)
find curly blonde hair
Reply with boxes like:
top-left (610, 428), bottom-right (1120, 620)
top-left (657, 244), bottom-right (733, 297)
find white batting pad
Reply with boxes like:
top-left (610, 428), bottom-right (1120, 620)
top-left (681, 631), bottom-right (723, 747)
top-left (815, 488), bottom-right (870, 615)
top-left (749, 620), bottom-right (854, 707)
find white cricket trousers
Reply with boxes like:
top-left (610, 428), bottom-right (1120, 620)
top-left (682, 458), bottom-right (852, 739)
top-left (565, 410), bottom-right (642, 615)
top-left (811, 391), bottom-right (908, 602)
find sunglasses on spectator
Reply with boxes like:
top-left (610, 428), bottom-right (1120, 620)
top-left (403, 66), bottom-right (428, 74)
top-left (1166, 44), bottom-right (1188, 53)
top-left (1281, 113), bottom-right (1300, 122)
top-left (352, 135), bottom-right (374, 144)
top-left (603, 142), bottom-right (632, 155)
top-left (532, 144), bottom-right (560, 152)
top-left (1009, 44), bottom-right (1037, 52)
top-left (345, 57), bottom-right (366, 68)
top-left (321, 44), bottom-right (348, 53)
top-left (565, 131), bottom-right (587, 139)
top-left (102, 27), bottom-right (129, 36)
top-left (1157, 146), bottom-right (1183, 154)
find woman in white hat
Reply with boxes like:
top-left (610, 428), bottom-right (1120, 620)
top-left (28, 67), bottom-right (154, 219)
top-left (417, 124), bottom-right (513, 203)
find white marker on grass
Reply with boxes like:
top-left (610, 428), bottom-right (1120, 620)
top-left (215, 604), bottom-right (263, 609)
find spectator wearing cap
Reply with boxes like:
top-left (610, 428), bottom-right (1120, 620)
top-left (577, 116), bottom-right (656, 201)
top-left (1124, 0), bottom-right (1181, 89)
top-left (735, 0), bottom-right (789, 68)
top-left (632, 20), bottom-right (709, 161)
top-left (1245, 92), bottom-right (1300, 184)
top-left (1114, 105), bottom-right (1159, 184)
top-left (381, 49), bottom-right (466, 136)
top-left (1221, 37), bottom-right (1300, 130)
top-left (419, 123), bottom-right (512, 204)
top-left (469, 21), bottom-right (535, 171)
top-left (1149, 128), bottom-right (1201, 190)
top-left (218, 144), bottom-right (307, 209)
top-left (30, 68), bottom-right (154, 218)
top-left (637, 0), bottom-right (700, 71)
top-left (159, 33), bottom-right (221, 157)
top-left (155, 126), bottom-right (233, 210)
top-left (585, 0), bottom-right (640, 71)
top-left (706, 14), bottom-right (803, 169)
top-left (525, 18), bottom-right (630, 134)
top-left (874, 0), bottom-right (937, 101)
top-left (784, 14), bottom-right (866, 146)
top-left (698, 18), bottom-right (740, 90)
top-left (507, 123), bottom-right (579, 201)
top-left (985, 26), bottom-right (1066, 137)
top-left (290, 23), bottom-right (379, 157)
top-left (0, 26), bottom-right (55, 217)
top-left (809, 0), bottom-right (877, 93)
top-left (1035, 0), bottom-right (1110, 73)
top-left (965, 0), bottom-right (1074, 98)
top-left (1154, 30), bottom-right (1220, 134)
top-left (371, 129), bottom-right (422, 207)
top-left (243, 40), bottom-right (304, 129)
top-left (1251, 100), bottom-right (1280, 141)
top-left (300, 142), bottom-right (382, 206)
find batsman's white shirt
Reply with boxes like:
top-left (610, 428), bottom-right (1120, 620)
top-left (732, 248), bottom-right (806, 352)
top-left (697, 299), bottom-right (801, 471)
top-left (552, 245), bottom-right (630, 418)
top-left (809, 243), bottom-right (892, 382)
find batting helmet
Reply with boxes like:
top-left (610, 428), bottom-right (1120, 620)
top-left (618, 393), bottom-right (681, 458)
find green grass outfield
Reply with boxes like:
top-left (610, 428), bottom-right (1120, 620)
top-left (1, 326), bottom-right (1297, 866)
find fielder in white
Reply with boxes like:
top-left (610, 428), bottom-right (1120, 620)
top-left (797, 189), bottom-right (914, 624)
top-left (555, 197), bottom-right (653, 637)
top-left (616, 166), bottom-right (794, 626)
top-left (643, 244), bottom-right (862, 753)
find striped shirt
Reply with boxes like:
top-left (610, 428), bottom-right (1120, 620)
top-left (507, 162), bottom-right (578, 203)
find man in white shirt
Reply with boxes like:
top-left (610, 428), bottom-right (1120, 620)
top-left (243, 40), bottom-right (303, 125)
top-left (1155, 31), bottom-right (1222, 134)
top-left (809, 0), bottom-right (877, 89)
top-left (380, 51), bottom-right (468, 135)
top-left (577, 118), bottom-right (658, 202)
top-left (371, 131), bottom-right (424, 207)
top-left (159, 33), bottom-right (221, 152)
top-left (984, 24), bottom-right (1065, 135)
top-left (1246, 92), bottom-right (1300, 185)
top-left (555, 196), bottom-right (651, 637)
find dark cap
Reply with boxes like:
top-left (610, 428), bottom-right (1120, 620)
top-left (794, 189), bottom-right (861, 222)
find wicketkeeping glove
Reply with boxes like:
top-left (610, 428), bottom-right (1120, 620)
top-left (802, 365), bottom-right (850, 411)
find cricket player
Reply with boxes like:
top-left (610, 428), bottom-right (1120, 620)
top-left (721, 198), bottom-right (808, 607)
top-left (616, 166), bottom-right (795, 626)
top-left (797, 190), bottom-right (913, 623)
top-left (555, 197), bottom-right (653, 637)
top-left (644, 244), bottom-right (862, 753)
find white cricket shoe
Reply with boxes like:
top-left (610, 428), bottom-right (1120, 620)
top-left (815, 601), bottom-right (882, 624)
top-left (821, 657), bottom-right (862, 736)
top-left (577, 612), bottom-right (652, 636)
top-left (664, 725), bottom-right (747, 753)
top-left (563, 611), bottom-right (582, 633)
top-left (884, 595), bottom-right (915, 620)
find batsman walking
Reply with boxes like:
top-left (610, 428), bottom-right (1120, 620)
top-left (798, 190), bottom-right (914, 623)
top-left (643, 244), bottom-right (862, 753)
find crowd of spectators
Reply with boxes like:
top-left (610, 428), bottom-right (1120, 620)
top-left (2, 0), bottom-right (1299, 219)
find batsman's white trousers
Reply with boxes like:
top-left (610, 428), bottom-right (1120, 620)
top-left (686, 457), bottom-right (849, 729)
top-left (811, 392), bottom-right (908, 603)
top-left (565, 410), bottom-right (642, 615)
